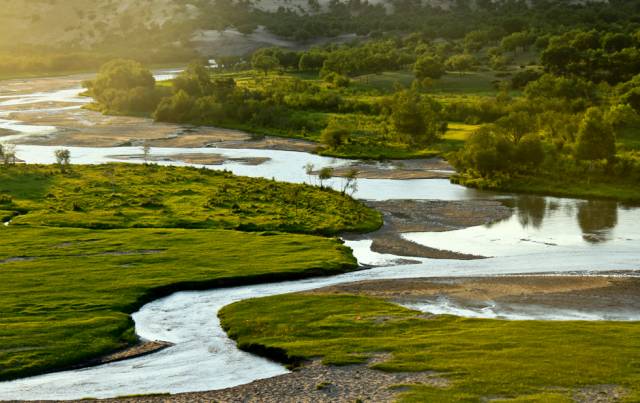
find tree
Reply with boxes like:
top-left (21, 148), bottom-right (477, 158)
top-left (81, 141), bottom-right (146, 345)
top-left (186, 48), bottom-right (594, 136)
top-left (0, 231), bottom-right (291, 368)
top-left (464, 30), bottom-right (490, 53)
top-left (445, 54), bottom-right (477, 73)
top-left (173, 60), bottom-right (213, 97)
top-left (496, 112), bottom-right (535, 144)
top-left (540, 44), bottom-right (580, 75)
top-left (142, 144), bottom-right (151, 164)
top-left (515, 134), bottom-right (545, 169)
top-left (54, 149), bottom-right (71, 172)
top-left (1, 144), bottom-right (16, 166)
top-left (453, 125), bottom-right (515, 175)
top-left (413, 55), bottom-right (445, 80)
top-left (298, 52), bottom-right (327, 71)
top-left (318, 167), bottom-right (334, 188)
top-left (575, 108), bottom-right (616, 162)
top-left (83, 59), bottom-right (158, 114)
top-left (390, 90), bottom-right (442, 146)
top-left (500, 31), bottom-right (533, 53)
top-left (621, 87), bottom-right (640, 113)
top-left (320, 125), bottom-right (349, 149)
top-left (252, 53), bottom-right (280, 76)
top-left (340, 168), bottom-right (359, 195)
top-left (304, 163), bottom-right (315, 185)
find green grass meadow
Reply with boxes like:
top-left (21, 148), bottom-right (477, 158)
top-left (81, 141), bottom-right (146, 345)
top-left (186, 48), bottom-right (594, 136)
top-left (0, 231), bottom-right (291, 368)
top-left (0, 164), bottom-right (379, 381)
top-left (221, 294), bottom-right (640, 402)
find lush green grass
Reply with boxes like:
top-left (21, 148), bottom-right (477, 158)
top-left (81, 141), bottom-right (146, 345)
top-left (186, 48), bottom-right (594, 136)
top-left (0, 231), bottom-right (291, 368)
top-left (0, 164), bottom-right (381, 234)
top-left (0, 164), bottom-right (381, 380)
top-left (220, 294), bottom-right (640, 402)
top-left (0, 226), bottom-right (357, 381)
top-left (452, 172), bottom-right (640, 204)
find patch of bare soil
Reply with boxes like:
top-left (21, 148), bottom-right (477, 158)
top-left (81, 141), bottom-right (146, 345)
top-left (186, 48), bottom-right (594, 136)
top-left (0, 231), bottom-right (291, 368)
top-left (309, 276), bottom-right (640, 313)
top-left (573, 385), bottom-right (627, 403)
top-left (323, 158), bottom-right (454, 180)
top-left (346, 199), bottom-right (512, 259)
top-left (90, 358), bottom-right (446, 403)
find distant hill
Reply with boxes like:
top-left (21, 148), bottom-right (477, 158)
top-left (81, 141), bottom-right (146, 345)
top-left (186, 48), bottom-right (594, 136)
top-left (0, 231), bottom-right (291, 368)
top-left (0, 0), bottom-right (198, 49)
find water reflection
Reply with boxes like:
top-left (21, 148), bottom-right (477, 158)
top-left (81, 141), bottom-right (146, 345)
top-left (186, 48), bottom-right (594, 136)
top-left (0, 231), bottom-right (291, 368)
top-left (515, 196), bottom-right (547, 229)
top-left (506, 195), bottom-right (620, 244)
top-left (577, 200), bottom-right (618, 243)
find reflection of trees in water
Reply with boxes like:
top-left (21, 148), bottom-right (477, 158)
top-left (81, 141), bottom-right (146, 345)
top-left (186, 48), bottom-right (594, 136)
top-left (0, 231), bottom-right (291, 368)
top-left (577, 200), bottom-right (618, 243)
top-left (514, 196), bottom-right (547, 229)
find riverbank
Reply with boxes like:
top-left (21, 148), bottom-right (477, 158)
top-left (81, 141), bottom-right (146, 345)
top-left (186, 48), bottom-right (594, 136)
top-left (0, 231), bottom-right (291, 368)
top-left (453, 173), bottom-right (640, 205)
top-left (218, 277), bottom-right (640, 402)
top-left (81, 276), bottom-right (639, 403)
top-left (310, 275), bottom-right (640, 314)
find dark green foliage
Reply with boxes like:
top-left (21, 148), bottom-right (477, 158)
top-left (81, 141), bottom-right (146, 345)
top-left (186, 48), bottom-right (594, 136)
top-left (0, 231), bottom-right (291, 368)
top-left (320, 125), bottom-right (350, 149)
top-left (576, 107), bottom-right (616, 162)
top-left (82, 59), bottom-right (161, 114)
top-left (390, 90), bottom-right (444, 146)
top-left (413, 55), bottom-right (445, 80)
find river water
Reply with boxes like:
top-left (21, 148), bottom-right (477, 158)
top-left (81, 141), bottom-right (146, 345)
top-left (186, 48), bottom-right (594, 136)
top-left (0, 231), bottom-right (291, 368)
top-left (0, 73), bottom-right (639, 400)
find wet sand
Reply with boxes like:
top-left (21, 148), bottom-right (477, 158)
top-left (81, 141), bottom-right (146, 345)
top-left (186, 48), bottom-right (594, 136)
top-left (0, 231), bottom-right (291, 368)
top-left (0, 74), bottom-right (317, 153)
top-left (110, 153), bottom-right (271, 166)
top-left (346, 199), bottom-right (513, 259)
top-left (310, 276), bottom-right (640, 313)
top-left (314, 158), bottom-right (454, 180)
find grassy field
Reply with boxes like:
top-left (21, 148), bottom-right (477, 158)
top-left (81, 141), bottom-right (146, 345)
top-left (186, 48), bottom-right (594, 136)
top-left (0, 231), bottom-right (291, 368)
top-left (220, 294), bottom-right (640, 402)
top-left (0, 164), bottom-right (381, 234)
top-left (0, 164), bottom-right (379, 381)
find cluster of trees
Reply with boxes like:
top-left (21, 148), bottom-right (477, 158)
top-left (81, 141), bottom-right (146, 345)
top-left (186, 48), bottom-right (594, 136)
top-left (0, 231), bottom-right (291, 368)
top-left (452, 70), bottom-right (640, 183)
top-left (541, 30), bottom-right (640, 84)
top-left (83, 60), bottom-right (164, 114)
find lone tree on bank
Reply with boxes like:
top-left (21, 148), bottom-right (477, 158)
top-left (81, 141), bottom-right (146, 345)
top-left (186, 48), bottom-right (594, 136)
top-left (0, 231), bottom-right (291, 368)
top-left (54, 149), bottom-right (71, 172)
top-left (0, 144), bottom-right (17, 166)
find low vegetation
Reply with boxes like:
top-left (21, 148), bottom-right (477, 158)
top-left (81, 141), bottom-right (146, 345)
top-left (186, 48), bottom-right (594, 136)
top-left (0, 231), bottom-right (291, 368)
top-left (0, 164), bottom-right (379, 381)
top-left (220, 293), bottom-right (640, 402)
top-left (0, 164), bottom-right (381, 234)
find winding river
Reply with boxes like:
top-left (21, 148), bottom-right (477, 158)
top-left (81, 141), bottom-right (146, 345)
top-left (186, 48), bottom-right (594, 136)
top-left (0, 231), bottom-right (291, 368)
top-left (0, 73), bottom-right (639, 400)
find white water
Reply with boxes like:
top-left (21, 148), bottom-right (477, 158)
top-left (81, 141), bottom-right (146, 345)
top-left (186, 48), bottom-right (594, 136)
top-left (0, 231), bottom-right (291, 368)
top-left (0, 73), bottom-right (639, 400)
